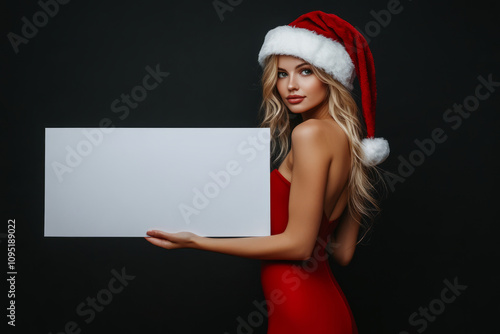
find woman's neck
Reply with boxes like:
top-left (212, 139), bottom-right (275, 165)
top-left (300, 99), bottom-right (331, 122)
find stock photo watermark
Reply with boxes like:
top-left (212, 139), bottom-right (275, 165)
top-left (178, 128), bottom-right (270, 225)
top-left (6, 219), bottom-right (16, 327)
top-left (213, 0), bottom-right (243, 22)
top-left (224, 235), bottom-right (334, 333)
top-left (384, 73), bottom-right (499, 191)
top-left (50, 63), bottom-right (170, 183)
top-left (7, 0), bottom-right (72, 54)
top-left (399, 276), bottom-right (467, 334)
top-left (353, 0), bottom-right (407, 47)
top-left (47, 267), bottom-right (135, 334)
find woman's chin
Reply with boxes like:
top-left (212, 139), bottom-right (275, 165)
top-left (286, 106), bottom-right (307, 114)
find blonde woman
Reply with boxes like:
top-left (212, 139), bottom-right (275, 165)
top-left (146, 11), bottom-right (389, 334)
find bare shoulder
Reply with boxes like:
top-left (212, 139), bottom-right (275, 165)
top-left (290, 119), bottom-right (333, 169)
top-left (291, 119), bottom-right (328, 145)
top-left (291, 118), bottom-right (348, 151)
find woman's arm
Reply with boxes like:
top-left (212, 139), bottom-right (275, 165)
top-left (146, 231), bottom-right (309, 261)
top-left (329, 210), bottom-right (361, 266)
top-left (146, 120), bottom-right (344, 261)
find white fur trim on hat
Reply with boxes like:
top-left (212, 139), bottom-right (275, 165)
top-left (258, 25), bottom-right (356, 90)
top-left (361, 137), bottom-right (390, 166)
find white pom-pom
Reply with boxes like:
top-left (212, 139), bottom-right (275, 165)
top-left (361, 137), bottom-right (390, 166)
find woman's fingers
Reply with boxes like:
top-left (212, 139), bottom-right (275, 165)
top-left (144, 236), bottom-right (176, 249)
top-left (146, 229), bottom-right (172, 239)
top-left (145, 230), bottom-right (197, 250)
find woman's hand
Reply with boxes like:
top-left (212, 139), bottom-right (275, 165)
top-left (145, 230), bottom-right (199, 250)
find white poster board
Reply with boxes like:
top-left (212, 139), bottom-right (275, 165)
top-left (44, 128), bottom-right (270, 237)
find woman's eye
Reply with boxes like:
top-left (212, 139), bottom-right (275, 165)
top-left (301, 68), bottom-right (312, 75)
top-left (278, 71), bottom-right (287, 78)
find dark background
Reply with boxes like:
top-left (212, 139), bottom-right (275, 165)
top-left (1, 0), bottom-right (499, 333)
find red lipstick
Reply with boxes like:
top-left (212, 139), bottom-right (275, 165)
top-left (286, 95), bottom-right (305, 104)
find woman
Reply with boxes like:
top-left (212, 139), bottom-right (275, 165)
top-left (146, 11), bottom-right (389, 334)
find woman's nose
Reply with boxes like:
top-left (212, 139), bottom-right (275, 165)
top-left (287, 74), bottom-right (298, 91)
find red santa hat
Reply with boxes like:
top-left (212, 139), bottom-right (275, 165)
top-left (258, 11), bottom-right (389, 166)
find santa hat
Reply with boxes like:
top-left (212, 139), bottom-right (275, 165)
top-left (258, 11), bottom-right (389, 166)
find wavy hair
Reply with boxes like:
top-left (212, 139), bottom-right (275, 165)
top-left (258, 54), bottom-right (385, 244)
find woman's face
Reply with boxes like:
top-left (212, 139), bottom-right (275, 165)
top-left (276, 55), bottom-right (328, 116)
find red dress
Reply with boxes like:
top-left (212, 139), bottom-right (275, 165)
top-left (260, 169), bottom-right (358, 334)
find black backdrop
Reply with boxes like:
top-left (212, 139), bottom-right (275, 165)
top-left (2, 0), bottom-right (499, 333)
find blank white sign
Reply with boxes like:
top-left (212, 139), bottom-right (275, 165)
top-left (44, 128), bottom-right (270, 237)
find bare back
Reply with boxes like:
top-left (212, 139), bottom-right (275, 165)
top-left (277, 118), bottom-right (351, 222)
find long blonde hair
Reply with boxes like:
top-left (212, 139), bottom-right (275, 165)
top-left (258, 54), bottom-right (384, 243)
